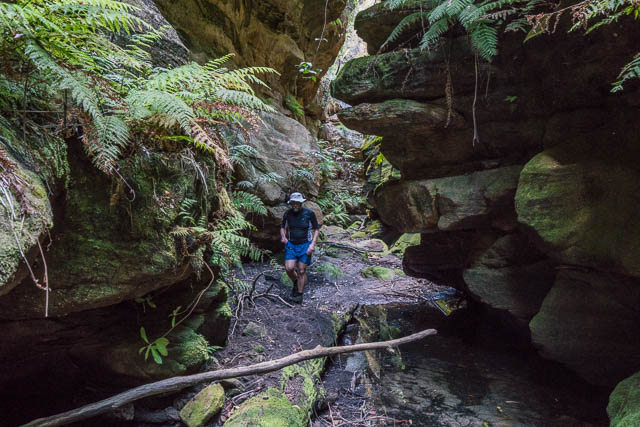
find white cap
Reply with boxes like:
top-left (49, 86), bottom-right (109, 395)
top-left (288, 192), bottom-right (306, 203)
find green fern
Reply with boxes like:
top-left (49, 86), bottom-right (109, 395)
top-left (231, 191), bottom-right (268, 215)
top-left (380, 11), bottom-right (431, 51)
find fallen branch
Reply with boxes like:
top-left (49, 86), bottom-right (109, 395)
top-left (24, 329), bottom-right (437, 427)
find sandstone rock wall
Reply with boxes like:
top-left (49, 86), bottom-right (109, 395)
top-left (331, 4), bottom-right (640, 388)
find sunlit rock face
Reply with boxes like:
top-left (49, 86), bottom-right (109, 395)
top-left (332, 2), bottom-right (640, 387)
top-left (153, 0), bottom-right (348, 107)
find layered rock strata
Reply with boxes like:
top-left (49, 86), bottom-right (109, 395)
top-left (332, 3), bottom-right (640, 388)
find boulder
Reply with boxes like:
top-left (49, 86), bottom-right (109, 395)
top-left (463, 234), bottom-right (556, 322)
top-left (125, 0), bottom-right (188, 67)
top-left (354, 2), bottom-right (421, 54)
top-left (0, 143), bottom-right (222, 319)
top-left (180, 383), bottom-right (225, 427)
top-left (608, 370), bottom-right (640, 427)
top-left (529, 269), bottom-right (640, 386)
top-left (338, 99), bottom-right (465, 136)
top-left (389, 233), bottom-right (421, 256)
top-left (232, 113), bottom-right (321, 205)
top-left (375, 166), bottom-right (522, 233)
top-left (515, 142), bottom-right (640, 278)
top-left (331, 40), bottom-right (476, 105)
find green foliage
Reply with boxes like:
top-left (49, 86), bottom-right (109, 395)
top-left (316, 190), bottom-right (360, 227)
top-left (296, 61), bottom-right (323, 83)
top-left (283, 95), bottom-right (304, 119)
top-left (383, 0), bottom-right (640, 87)
top-left (138, 326), bottom-right (170, 364)
top-left (0, 0), bottom-right (277, 174)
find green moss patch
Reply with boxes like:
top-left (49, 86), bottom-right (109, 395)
top-left (608, 371), bottom-right (640, 427)
top-left (361, 266), bottom-right (404, 281)
top-left (224, 387), bottom-right (306, 427)
top-left (389, 233), bottom-right (421, 256)
top-left (180, 383), bottom-right (225, 427)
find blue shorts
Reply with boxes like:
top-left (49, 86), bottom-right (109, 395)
top-left (285, 241), bottom-right (312, 265)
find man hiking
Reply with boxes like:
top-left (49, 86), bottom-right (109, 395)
top-left (281, 192), bottom-right (319, 304)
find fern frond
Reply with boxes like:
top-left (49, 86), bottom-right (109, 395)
top-left (470, 22), bottom-right (498, 61)
top-left (232, 191), bottom-right (267, 215)
top-left (419, 16), bottom-right (452, 49)
top-left (612, 51), bottom-right (640, 92)
top-left (381, 11), bottom-right (430, 51)
top-left (126, 89), bottom-right (194, 133)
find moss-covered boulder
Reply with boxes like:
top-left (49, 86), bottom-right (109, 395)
top-left (361, 266), bottom-right (403, 281)
top-left (389, 233), bottom-right (421, 256)
top-left (375, 166), bottom-right (521, 233)
top-left (224, 387), bottom-right (306, 427)
top-left (516, 142), bottom-right (640, 278)
top-left (180, 383), bottom-right (225, 427)
top-left (0, 145), bottom-right (221, 319)
top-left (608, 371), bottom-right (640, 427)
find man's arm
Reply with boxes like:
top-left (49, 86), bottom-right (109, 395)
top-left (281, 212), bottom-right (288, 244)
top-left (307, 229), bottom-right (319, 255)
top-left (306, 211), bottom-right (320, 255)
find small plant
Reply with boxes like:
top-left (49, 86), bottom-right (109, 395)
top-left (296, 61), bottom-right (323, 83)
top-left (283, 95), bottom-right (304, 119)
top-left (138, 327), bottom-right (169, 364)
top-left (135, 295), bottom-right (157, 313)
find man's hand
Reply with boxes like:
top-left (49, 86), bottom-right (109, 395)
top-left (306, 244), bottom-right (315, 255)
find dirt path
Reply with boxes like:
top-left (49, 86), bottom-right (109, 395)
top-left (188, 227), bottom-right (448, 426)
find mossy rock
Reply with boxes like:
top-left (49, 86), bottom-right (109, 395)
top-left (180, 383), bottom-right (225, 427)
top-left (361, 266), bottom-right (403, 281)
top-left (243, 321), bottom-right (267, 337)
top-left (608, 371), bottom-right (640, 427)
top-left (0, 139), bottom-right (58, 296)
top-left (350, 219), bottom-right (384, 239)
top-left (515, 142), bottom-right (640, 277)
top-left (224, 387), bottom-right (305, 427)
top-left (389, 233), bottom-right (421, 256)
top-left (323, 246), bottom-right (351, 259)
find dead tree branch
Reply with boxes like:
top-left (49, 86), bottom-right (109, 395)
top-left (24, 329), bottom-right (437, 427)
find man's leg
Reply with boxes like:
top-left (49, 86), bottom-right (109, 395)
top-left (297, 262), bottom-right (307, 293)
top-left (285, 260), bottom-right (298, 285)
